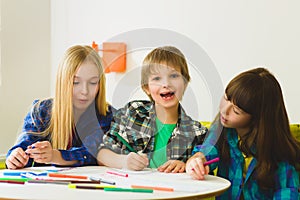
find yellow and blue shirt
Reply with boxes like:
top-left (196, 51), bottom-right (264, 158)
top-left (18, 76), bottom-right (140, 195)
top-left (193, 125), bottom-right (299, 199)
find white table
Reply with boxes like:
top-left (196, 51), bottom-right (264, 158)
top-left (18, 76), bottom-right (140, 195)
top-left (0, 166), bottom-right (230, 200)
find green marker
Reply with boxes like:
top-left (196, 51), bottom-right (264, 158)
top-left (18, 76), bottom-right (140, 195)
top-left (104, 187), bottom-right (153, 193)
top-left (0, 177), bottom-right (29, 182)
top-left (113, 132), bottom-right (136, 153)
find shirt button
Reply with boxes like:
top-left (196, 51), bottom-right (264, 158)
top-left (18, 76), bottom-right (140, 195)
top-left (84, 156), bottom-right (87, 159)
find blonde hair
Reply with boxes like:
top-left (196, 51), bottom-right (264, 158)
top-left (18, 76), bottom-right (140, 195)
top-left (39, 45), bottom-right (107, 149)
top-left (141, 46), bottom-right (190, 100)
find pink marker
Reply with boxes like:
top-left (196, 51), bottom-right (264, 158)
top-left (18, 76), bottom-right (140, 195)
top-left (203, 157), bottom-right (220, 166)
top-left (191, 157), bottom-right (220, 171)
top-left (106, 170), bottom-right (128, 177)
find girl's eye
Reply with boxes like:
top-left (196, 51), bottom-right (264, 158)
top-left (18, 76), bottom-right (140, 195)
top-left (233, 107), bottom-right (241, 115)
top-left (73, 81), bottom-right (79, 85)
top-left (233, 106), bottom-right (243, 115)
top-left (90, 81), bottom-right (98, 85)
top-left (152, 76), bottom-right (160, 81)
top-left (170, 73), bottom-right (180, 78)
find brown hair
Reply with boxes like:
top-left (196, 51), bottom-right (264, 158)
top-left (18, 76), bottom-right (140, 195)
top-left (217, 67), bottom-right (300, 189)
top-left (141, 46), bottom-right (190, 100)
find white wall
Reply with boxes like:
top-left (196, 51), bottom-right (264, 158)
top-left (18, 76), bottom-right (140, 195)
top-left (0, 0), bottom-right (51, 153)
top-left (1, 0), bottom-right (299, 154)
top-left (52, 0), bottom-right (300, 123)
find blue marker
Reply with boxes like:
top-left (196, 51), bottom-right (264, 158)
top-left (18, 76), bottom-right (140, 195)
top-left (3, 171), bottom-right (23, 176)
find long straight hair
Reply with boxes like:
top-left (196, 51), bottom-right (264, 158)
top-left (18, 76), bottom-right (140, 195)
top-left (35, 45), bottom-right (108, 149)
top-left (217, 67), bottom-right (300, 189)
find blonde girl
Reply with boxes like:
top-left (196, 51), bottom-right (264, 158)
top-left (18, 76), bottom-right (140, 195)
top-left (6, 45), bottom-right (114, 169)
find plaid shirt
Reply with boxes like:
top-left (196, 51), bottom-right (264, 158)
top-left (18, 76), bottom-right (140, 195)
top-left (193, 125), bottom-right (300, 199)
top-left (101, 100), bottom-right (207, 164)
top-left (6, 99), bottom-right (114, 167)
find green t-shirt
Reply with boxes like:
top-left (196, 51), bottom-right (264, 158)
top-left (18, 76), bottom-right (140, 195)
top-left (149, 118), bottom-right (176, 168)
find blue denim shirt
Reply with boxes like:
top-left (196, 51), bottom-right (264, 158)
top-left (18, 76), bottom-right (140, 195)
top-left (7, 99), bottom-right (114, 167)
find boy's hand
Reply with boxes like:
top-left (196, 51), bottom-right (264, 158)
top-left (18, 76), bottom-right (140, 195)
top-left (158, 160), bottom-right (185, 173)
top-left (124, 152), bottom-right (149, 171)
top-left (25, 141), bottom-right (54, 164)
top-left (186, 152), bottom-right (209, 180)
top-left (6, 147), bottom-right (29, 169)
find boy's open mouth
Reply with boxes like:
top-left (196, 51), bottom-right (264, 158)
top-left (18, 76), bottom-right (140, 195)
top-left (160, 92), bottom-right (175, 99)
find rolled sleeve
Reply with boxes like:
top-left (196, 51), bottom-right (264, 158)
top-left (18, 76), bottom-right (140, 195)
top-left (59, 147), bottom-right (97, 167)
top-left (192, 143), bottom-right (219, 171)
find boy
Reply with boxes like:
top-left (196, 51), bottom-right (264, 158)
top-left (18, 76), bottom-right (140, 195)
top-left (97, 46), bottom-right (207, 173)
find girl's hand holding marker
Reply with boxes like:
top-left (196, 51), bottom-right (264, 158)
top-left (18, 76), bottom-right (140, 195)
top-left (188, 155), bottom-right (220, 180)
